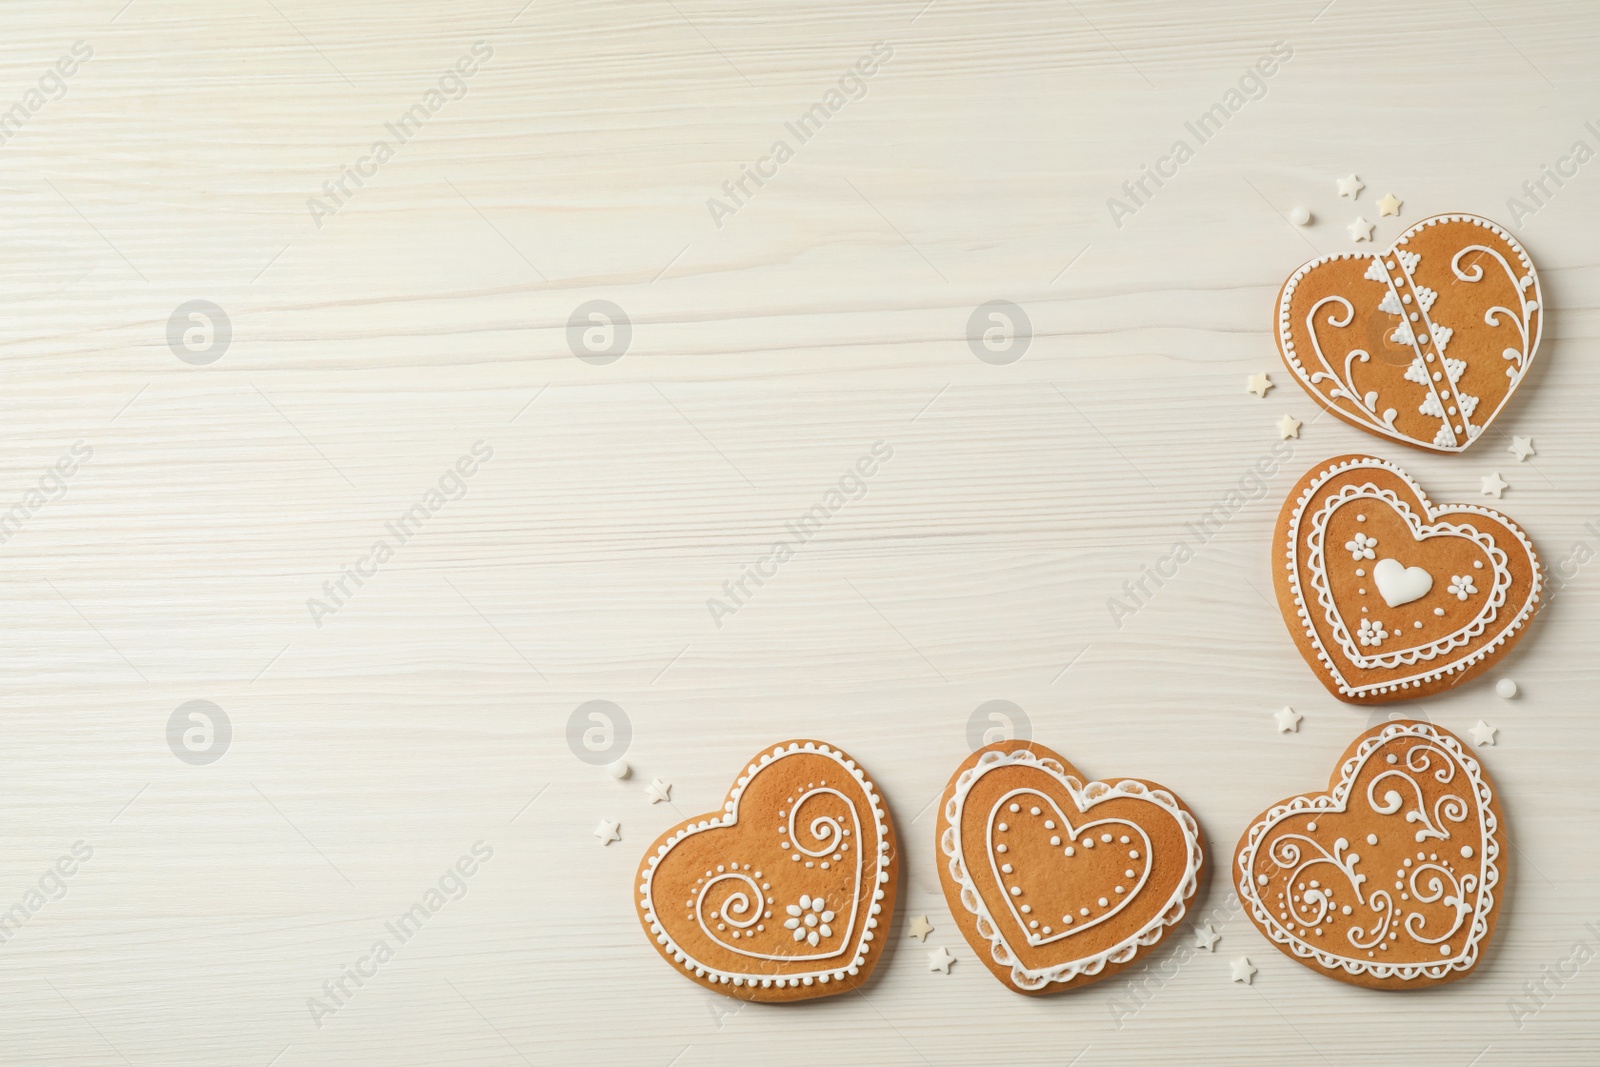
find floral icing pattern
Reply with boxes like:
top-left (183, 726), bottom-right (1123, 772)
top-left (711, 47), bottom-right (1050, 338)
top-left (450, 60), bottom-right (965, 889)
top-left (1346, 532), bottom-right (1378, 560)
top-left (1357, 618), bottom-right (1387, 647)
top-left (784, 894), bottom-right (835, 945)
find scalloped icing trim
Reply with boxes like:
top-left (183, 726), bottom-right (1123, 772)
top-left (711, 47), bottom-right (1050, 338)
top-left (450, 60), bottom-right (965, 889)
top-left (1304, 484), bottom-right (1511, 668)
top-left (940, 748), bottom-right (1202, 991)
top-left (638, 741), bottom-right (891, 989)
top-left (1285, 456), bottom-right (1541, 699)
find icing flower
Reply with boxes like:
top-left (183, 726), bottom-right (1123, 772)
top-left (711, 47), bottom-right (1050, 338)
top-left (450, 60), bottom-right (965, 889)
top-left (1345, 533), bottom-right (1378, 561)
top-left (783, 893), bottom-right (834, 946)
top-left (1357, 618), bottom-right (1388, 647)
top-left (1448, 575), bottom-right (1477, 600)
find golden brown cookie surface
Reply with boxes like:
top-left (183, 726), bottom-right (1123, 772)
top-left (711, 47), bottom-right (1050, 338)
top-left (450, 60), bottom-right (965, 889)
top-left (1276, 213), bottom-right (1540, 453)
top-left (936, 741), bottom-right (1203, 994)
top-left (1235, 719), bottom-right (1506, 990)
top-left (1275, 454), bottom-right (1541, 704)
top-left (635, 739), bottom-right (896, 1002)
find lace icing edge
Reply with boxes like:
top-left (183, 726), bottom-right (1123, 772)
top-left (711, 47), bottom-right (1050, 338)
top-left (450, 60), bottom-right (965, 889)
top-left (1283, 456), bottom-right (1542, 698)
top-left (940, 748), bottom-right (1203, 989)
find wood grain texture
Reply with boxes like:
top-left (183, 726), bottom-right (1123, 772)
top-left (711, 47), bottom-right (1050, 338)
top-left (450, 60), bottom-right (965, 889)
top-left (2, 1), bottom-right (1598, 1064)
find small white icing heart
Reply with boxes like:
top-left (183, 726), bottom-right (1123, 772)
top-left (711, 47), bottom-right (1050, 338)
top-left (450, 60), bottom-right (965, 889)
top-left (1373, 557), bottom-right (1433, 607)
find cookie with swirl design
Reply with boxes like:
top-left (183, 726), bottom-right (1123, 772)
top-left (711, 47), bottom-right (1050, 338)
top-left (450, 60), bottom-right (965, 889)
top-left (635, 740), bottom-right (897, 1001)
top-left (1235, 719), bottom-right (1506, 989)
top-left (1275, 213), bottom-right (1541, 452)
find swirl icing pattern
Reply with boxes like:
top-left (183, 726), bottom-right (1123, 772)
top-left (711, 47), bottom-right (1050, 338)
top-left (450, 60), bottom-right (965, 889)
top-left (1235, 720), bottom-right (1505, 990)
top-left (635, 740), bottom-right (897, 1003)
top-left (1276, 213), bottom-right (1540, 453)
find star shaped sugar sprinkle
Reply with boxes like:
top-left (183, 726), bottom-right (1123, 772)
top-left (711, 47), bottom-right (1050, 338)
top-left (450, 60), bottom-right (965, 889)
top-left (1276, 414), bottom-right (1302, 440)
top-left (1377, 192), bottom-right (1403, 217)
top-left (1480, 472), bottom-right (1509, 499)
top-left (1275, 706), bottom-right (1302, 733)
top-left (909, 915), bottom-right (934, 942)
top-left (1348, 216), bottom-right (1375, 242)
top-left (1507, 436), bottom-right (1535, 462)
top-left (1470, 720), bottom-right (1499, 747)
top-left (1194, 923), bottom-right (1221, 952)
top-left (928, 946), bottom-right (956, 974)
top-left (593, 818), bottom-right (621, 845)
top-left (1337, 174), bottom-right (1364, 199)
top-left (644, 777), bottom-right (672, 804)
top-left (1246, 372), bottom-right (1274, 398)
top-left (1230, 957), bottom-right (1258, 984)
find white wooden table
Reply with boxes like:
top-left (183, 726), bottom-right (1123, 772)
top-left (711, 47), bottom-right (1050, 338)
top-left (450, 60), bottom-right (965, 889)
top-left (3, 1), bottom-right (1597, 1063)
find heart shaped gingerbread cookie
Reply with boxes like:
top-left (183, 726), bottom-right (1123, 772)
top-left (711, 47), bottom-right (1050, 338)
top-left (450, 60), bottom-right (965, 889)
top-left (1276, 213), bottom-right (1541, 453)
top-left (635, 740), bottom-right (897, 1001)
top-left (1275, 454), bottom-right (1541, 704)
top-left (937, 741), bottom-right (1203, 994)
top-left (1235, 719), bottom-right (1505, 989)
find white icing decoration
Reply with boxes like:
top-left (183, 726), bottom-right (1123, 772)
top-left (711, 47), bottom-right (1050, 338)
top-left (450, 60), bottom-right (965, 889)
top-left (1357, 618), bottom-right (1387, 648)
top-left (984, 788), bottom-right (1153, 943)
top-left (1447, 575), bottom-right (1477, 600)
top-left (1237, 722), bottom-right (1499, 982)
top-left (1432, 323), bottom-right (1453, 355)
top-left (1345, 532), bottom-right (1378, 560)
top-left (1306, 486), bottom-right (1508, 669)
top-left (1276, 214), bottom-right (1541, 453)
top-left (1373, 558), bottom-right (1433, 607)
top-left (639, 742), bottom-right (890, 986)
top-left (940, 748), bottom-right (1202, 991)
top-left (1285, 457), bottom-right (1541, 698)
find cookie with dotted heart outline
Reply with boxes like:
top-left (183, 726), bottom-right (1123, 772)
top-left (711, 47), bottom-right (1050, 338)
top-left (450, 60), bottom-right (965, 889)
top-left (936, 740), bottom-right (1203, 994)
top-left (1235, 719), bottom-right (1506, 989)
top-left (1276, 213), bottom-right (1541, 453)
top-left (634, 739), bottom-right (897, 1002)
top-left (1274, 454), bottom-right (1542, 704)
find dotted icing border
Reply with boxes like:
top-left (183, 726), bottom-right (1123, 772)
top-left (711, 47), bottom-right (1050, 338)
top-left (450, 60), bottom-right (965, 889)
top-left (1284, 455), bottom-right (1541, 698)
top-left (1277, 213), bottom-right (1541, 453)
top-left (1235, 721), bottom-right (1500, 982)
top-left (639, 741), bottom-right (890, 990)
top-left (1304, 484), bottom-right (1512, 670)
top-left (940, 748), bottom-right (1202, 991)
